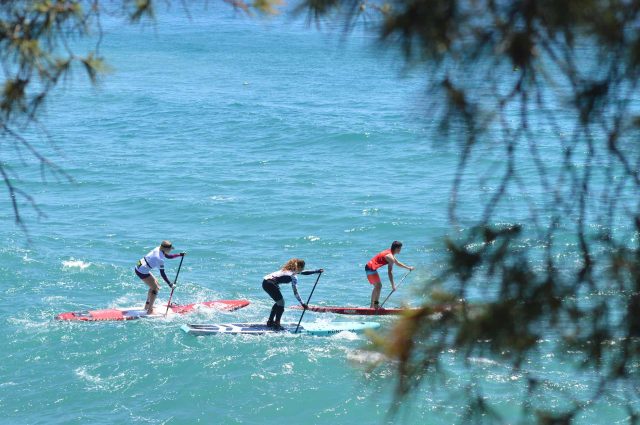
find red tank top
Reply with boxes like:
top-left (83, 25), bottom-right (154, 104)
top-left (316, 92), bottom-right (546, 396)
top-left (367, 249), bottom-right (392, 271)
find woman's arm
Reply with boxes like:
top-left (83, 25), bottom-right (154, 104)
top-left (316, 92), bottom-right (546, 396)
top-left (291, 276), bottom-right (305, 306)
top-left (159, 268), bottom-right (174, 287)
top-left (300, 269), bottom-right (323, 275)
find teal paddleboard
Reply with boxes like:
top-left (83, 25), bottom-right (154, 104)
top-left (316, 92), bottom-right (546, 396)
top-left (181, 321), bottom-right (380, 336)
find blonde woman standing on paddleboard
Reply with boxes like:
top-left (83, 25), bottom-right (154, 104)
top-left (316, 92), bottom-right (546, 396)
top-left (262, 258), bottom-right (323, 331)
top-left (365, 241), bottom-right (414, 309)
top-left (134, 240), bottom-right (185, 314)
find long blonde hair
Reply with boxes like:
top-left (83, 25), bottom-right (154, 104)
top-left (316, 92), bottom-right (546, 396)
top-left (282, 258), bottom-right (305, 272)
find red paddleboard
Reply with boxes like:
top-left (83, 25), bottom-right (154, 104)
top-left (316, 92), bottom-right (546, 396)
top-left (289, 305), bottom-right (417, 316)
top-left (56, 299), bottom-right (250, 321)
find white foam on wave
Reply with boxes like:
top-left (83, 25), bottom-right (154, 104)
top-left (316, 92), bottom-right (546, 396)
top-left (210, 195), bottom-right (236, 202)
top-left (281, 362), bottom-right (294, 374)
top-left (361, 208), bottom-right (379, 216)
top-left (22, 254), bottom-right (37, 263)
top-left (468, 357), bottom-right (500, 366)
top-left (74, 367), bottom-right (131, 392)
top-left (62, 259), bottom-right (91, 270)
top-left (305, 235), bottom-right (320, 242)
top-left (75, 367), bottom-right (102, 384)
top-left (331, 331), bottom-right (361, 341)
top-left (8, 317), bottom-right (50, 329)
top-left (344, 226), bottom-right (374, 233)
top-left (347, 349), bottom-right (388, 365)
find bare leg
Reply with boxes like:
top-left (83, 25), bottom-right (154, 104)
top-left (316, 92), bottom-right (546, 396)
top-left (370, 282), bottom-right (382, 309)
top-left (142, 275), bottom-right (160, 314)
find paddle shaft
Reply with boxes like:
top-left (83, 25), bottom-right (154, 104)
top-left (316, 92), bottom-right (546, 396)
top-left (164, 255), bottom-right (185, 317)
top-left (294, 272), bottom-right (323, 333)
top-left (380, 269), bottom-right (411, 308)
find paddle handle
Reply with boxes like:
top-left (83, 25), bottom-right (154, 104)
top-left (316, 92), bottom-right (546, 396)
top-left (164, 254), bottom-right (185, 317)
top-left (294, 271), bottom-right (322, 333)
top-left (380, 269), bottom-right (411, 308)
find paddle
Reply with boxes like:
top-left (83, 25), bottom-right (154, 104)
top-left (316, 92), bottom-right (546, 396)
top-left (380, 269), bottom-right (412, 308)
top-left (164, 254), bottom-right (185, 317)
top-left (294, 270), bottom-right (323, 334)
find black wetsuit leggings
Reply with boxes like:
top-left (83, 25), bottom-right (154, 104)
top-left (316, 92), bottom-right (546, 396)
top-left (262, 279), bottom-right (285, 323)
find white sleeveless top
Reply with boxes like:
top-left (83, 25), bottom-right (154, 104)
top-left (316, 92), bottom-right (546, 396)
top-left (136, 247), bottom-right (166, 274)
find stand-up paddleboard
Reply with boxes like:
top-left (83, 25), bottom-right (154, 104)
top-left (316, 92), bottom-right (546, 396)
top-left (56, 299), bottom-right (250, 321)
top-left (290, 305), bottom-right (418, 316)
top-left (181, 321), bottom-right (380, 336)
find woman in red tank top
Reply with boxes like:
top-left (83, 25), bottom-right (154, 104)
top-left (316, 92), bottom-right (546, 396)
top-left (365, 241), bottom-right (414, 308)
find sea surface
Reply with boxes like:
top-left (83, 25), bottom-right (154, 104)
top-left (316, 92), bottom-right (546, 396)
top-left (0, 5), bottom-right (632, 425)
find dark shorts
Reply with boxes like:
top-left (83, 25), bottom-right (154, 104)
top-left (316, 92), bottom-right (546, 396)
top-left (135, 268), bottom-right (151, 280)
top-left (262, 279), bottom-right (283, 303)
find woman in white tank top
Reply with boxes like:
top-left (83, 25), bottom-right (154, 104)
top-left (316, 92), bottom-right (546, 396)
top-left (134, 240), bottom-right (185, 314)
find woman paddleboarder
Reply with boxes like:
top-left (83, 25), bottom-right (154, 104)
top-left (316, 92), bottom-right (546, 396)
top-left (262, 258), bottom-right (323, 330)
top-left (134, 240), bottom-right (185, 314)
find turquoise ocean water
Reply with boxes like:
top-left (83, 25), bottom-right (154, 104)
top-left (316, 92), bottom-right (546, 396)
top-left (0, 6), bottom-right (632, 425)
